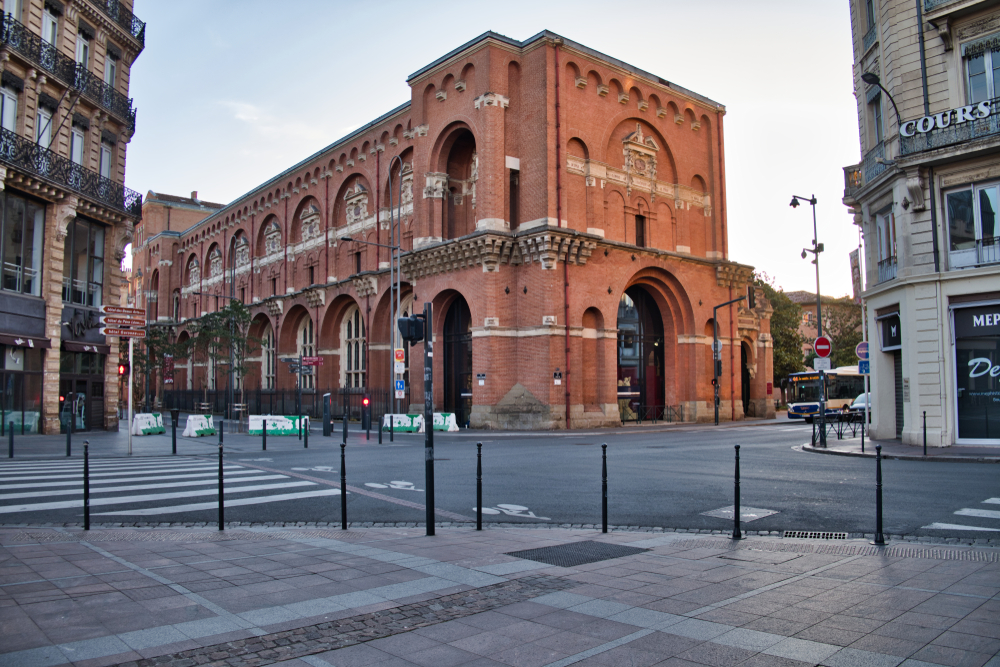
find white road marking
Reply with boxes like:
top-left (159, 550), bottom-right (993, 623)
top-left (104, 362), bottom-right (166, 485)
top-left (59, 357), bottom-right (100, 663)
top-left (921, 522), bottom-right (1000, 532)
top-left (0, 475), bottom-right (289, 500)
top-left (0, 469), bottom-right (265, 490)
top-left (954, 508), bottom-right (1000, 520)
top-left (983, 498), bottom-right (1000, 504)
top-left (94, 489), bottom-right (342, 515)
top-left (0, 465), bottom-right (246, 482)
top-left (0, 481), bottom-right (316, 513)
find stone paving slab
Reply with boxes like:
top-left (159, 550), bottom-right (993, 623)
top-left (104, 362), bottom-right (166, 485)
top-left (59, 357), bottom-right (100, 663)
top-left (0, 526), bottom-right (997, 667)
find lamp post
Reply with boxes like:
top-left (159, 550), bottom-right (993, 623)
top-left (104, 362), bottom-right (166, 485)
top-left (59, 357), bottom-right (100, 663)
top-left (860, 72), bottom-right (902, 130)
top-left (791, 195), bottom-right (826, 448)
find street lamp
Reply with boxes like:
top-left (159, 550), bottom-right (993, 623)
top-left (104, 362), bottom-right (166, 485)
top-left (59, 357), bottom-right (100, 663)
top-left (790, 195), bottom-right (826, 447)
top-left (860, 72), bottom-right (902, 130)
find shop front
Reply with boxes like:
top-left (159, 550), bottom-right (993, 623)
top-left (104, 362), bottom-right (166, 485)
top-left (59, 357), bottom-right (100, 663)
top-left (952, 301), bottom-right (1000, 444)
top-left (0, 343), bottom-right (44, 433)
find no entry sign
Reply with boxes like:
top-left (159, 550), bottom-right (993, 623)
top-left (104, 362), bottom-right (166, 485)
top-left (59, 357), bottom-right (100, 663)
top-left (814, 335), bottom-right (832, 358)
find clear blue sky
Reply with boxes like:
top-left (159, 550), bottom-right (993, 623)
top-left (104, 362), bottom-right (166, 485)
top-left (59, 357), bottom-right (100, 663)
top-left (127, 0), bottom-right (859, 296)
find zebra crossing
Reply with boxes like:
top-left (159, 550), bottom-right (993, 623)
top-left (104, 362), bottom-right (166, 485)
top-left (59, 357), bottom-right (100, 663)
top-left (0, 456), bottom-right (340, 519)
top-left (922, 497), bottom-right (1000, 532)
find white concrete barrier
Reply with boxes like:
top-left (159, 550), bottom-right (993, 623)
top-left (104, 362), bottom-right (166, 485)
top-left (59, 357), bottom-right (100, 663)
top-left (131, 413), bottom-right (165, 435)
top-left (248, 415), bottom-right (308, 436)
top-left (182, 415), bottom-right (215, 437)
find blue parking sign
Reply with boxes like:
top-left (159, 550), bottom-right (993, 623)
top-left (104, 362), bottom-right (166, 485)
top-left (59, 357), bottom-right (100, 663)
top-left (395, 380), bottom-right (405, 392)
top-left (858, 360), bottom-right (870, 375)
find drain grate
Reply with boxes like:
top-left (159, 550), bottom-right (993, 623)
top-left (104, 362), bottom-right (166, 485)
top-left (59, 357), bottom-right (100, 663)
top-left (784, 530), bottom-right (848, 540)
top-left (505, 540), bottom-right (648, 567)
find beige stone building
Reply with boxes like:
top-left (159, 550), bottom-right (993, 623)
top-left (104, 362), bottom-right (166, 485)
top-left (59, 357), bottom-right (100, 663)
top-left (843, 0), bottom-right (1000, 445)
top-left (0, 0), bottom-right (144, 433)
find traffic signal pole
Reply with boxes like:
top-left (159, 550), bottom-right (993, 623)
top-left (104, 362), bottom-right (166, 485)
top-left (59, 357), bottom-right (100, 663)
top-left (713, 296), bottom-right (746, 426)
top-left (128, 337), bottom-right (133, 456)
top-left (422, 303), bottom-right (434, 536)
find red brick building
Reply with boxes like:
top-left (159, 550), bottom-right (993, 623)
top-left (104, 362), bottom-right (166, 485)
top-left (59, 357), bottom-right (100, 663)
top-left (133, 31), bottom-right (774, 427)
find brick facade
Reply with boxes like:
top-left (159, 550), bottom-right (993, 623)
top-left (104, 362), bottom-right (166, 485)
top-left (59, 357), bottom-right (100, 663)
top-left (135, 31), bottom-right (774, 428)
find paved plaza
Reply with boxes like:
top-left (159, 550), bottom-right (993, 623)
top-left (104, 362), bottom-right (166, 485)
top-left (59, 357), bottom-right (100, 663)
top-left (1, 526), bottom-right (998, 667)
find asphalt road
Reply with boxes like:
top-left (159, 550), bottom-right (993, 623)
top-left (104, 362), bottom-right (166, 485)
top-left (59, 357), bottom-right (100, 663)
top-left (1, 422), bottom-right (997, 538)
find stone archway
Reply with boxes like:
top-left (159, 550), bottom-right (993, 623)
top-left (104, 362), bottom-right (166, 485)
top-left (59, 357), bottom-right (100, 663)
top-left (443, 295), bottom-right (472, 426)
top-left (617, 286), bottom-right (665, 420)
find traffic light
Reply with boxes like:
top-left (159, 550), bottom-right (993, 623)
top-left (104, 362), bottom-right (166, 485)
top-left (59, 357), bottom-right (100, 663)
top-left (118, 363), bottom-right (128, 376)
top-left (711, 378), bottom-right (717, 387)
top-left (397, 315), bottom-right (424, 344)
top-left (362, 395), bottom-right (371, 431)
top-left (362, 395), bottom-right (370, 409)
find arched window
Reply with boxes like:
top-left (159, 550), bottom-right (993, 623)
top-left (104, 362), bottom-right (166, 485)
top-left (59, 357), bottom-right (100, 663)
top-left (262, 324), bottom-right (275, 389)
top-left (298, 317), bottom-right (315, 389)
top-left (342, 305), bottom-right (366, 387)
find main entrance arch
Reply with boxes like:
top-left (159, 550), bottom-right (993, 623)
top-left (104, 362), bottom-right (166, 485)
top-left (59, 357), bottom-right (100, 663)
top-left (443, 296), bottom-right (472, 426)
top-left (617, 287), bottom-right (665, 419)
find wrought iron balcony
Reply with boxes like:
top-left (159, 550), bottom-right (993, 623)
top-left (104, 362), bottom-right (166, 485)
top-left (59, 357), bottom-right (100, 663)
top-left (863, 24), bottom-right (877, 52)
top-left (0, 15), bottom-right (137, 134)
top-left (900, 97), bottom-right (1000, 155)
top-left (877, 256), bottom-right (897, 283)
top-left (94, 0), bottom-right (145, 47)
top-left (862, 141), bottom-right (887, 183)
top-left (0, 126), bottom-right (142, 216)
top-left (924, 0), bottom-right (956, 10)
top-left (843, 164), bottom-right (863, 200)
top-left (951, 237), bottom-right (1000, 269)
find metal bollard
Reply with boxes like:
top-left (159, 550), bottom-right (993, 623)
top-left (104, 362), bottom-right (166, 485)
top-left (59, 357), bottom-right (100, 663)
top-left (263, 419), bottom-right (267, 451)
top-left (811, 420), bottom-right (816, 446)
top-left (861, 414), bottom-right (865, 453)
top-left (299, 414), bottom-right (302, 441)
top-left (923, 411), bottom-right (927, 457)
top-left (378, 415), bottom-right (383, 444)
top-left (873, 444), bottom-right (885, 545)
top-left (340, 442), bottom-right (347, 530)
top-left (171, 414), bottom-right (177, 455)
top-left (218, 420), bottom-right (224, 531)
top-left (602, 444), bottom-right (608, 534)
top-left (342, 413), bottom-right (348, 444)
top-left (304, 418), bottom-right (309, 449)
top-left (390, 415), bottom-right (394, 442)
top-left (83, 441), bottom-right (90, 530)
top-left (476, 442), bottom-right (483, 531)
top-left (732, 445), bottom-right (742, 540)
top-left (66, 408), bottom-right (72, 457)
top-left (8, 421), bottom-right (12, 458)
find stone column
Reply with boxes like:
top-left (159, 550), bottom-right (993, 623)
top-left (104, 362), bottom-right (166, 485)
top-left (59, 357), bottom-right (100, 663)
top-left (106, 221), bottom-right (132, 429)
top-left (41, 196), bottom-right (78, 434)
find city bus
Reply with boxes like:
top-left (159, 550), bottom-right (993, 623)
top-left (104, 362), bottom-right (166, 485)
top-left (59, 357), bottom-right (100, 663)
top-left (786, 366), bottom-right (866, 422)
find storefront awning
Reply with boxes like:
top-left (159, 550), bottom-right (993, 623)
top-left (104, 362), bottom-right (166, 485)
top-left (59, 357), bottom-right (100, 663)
top-left (62, 341), bottom-right (111, 354)
top-left (0, 334), bottom-right (51, 349)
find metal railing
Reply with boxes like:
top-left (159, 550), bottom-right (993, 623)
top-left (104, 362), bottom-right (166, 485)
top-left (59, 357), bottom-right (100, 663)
top-left (843, 164), bottom-right (863, 200)
top-left (877, 256), bottom-right (897, 283)
top-left (862, 141), bottom-right (887, 183)
top-left (0, 126), bottom-right (143, 215)
top-left (163, 385), bottom-right (412, 422)
top-left (94, 0), bottom-right (145, 46)
top-left (863, 24), bottom-right (878, 52)
top-left (924, 0), bottom-right (955, 10)
top-left (0, 15), bottom-right (136, 134)
top-left (901, 96), bottom-right (1000, 155)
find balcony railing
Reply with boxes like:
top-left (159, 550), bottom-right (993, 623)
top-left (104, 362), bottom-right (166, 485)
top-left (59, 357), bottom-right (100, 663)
top-left (0, 126), bottom-right (142, 216)
top-left (900, 97), bottom-right (1000, 156)
top-left (94, 0), bottom-right (145, 47)
top-left (863, 24), bottom-right (878, 52)
top-left (877, 256), bottom-right (897, 283)
top-left (0, 15), bottom-right (136, 134)
top-left (843, 164), bottom-right (863, 200)
top-left (862, 141), bottom-right (887, 183)
top-left (950, 237), bottom-right (1000, 269)
top-left (924, 0), bottom-right (956, 10)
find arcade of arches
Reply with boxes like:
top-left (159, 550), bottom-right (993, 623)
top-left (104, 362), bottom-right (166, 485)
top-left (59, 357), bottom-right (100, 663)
top-left (133, 31), bottom-right (774, 428)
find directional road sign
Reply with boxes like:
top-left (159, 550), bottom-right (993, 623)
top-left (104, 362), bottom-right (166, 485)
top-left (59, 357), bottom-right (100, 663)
top-left (302, 356), bottom-right (323, 366)
top-left (814, 335), bottom-right (832, 358)
top-left (100, 316), bottom-right (145, 328)
top-left (101, 305), bottom-right (145, 317)
top-left (100, 327), bottom-right (146, 338)
top-left (856, 341), bottom-right (869, 361)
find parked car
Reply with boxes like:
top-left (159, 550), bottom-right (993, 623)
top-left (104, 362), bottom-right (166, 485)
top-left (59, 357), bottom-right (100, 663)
top-left (848, 393), bottom-right (870, 420)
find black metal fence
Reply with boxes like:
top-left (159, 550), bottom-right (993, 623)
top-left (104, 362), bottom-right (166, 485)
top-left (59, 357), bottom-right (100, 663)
top-left (163, 385), bottom-right (412, 421)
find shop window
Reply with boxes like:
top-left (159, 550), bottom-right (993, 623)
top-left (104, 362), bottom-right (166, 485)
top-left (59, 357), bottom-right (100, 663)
top-left (953, 303), bottom-right (1000, 443)
top-left (0, 344), bottom-right (43, 434)
top-left (342, 305), bottom-right (366, 388)
top-left (945, 182), bottom-right (999, 268)
top-left (1, 193), bottom-right (44, 296)
top-left (62, 218), bottom-right (105, 306)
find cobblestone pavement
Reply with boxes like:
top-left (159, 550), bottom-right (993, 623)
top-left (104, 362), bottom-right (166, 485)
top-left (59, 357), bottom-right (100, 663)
top-left (1, 526), bottom-right (997, 667)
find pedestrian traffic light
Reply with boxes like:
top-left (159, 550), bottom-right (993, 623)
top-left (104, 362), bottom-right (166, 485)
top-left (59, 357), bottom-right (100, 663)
top-left (362, 395), bottom-right (370, 408)
top-left (397, 315), bottom-right (424, 344)
top-left (711, 378), bottom-right (717, 387)
top-left (118, 363), bottom-right (128, 376)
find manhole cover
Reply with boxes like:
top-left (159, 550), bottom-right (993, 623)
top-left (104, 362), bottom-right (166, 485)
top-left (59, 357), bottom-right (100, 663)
top-left (505, 540), bottom-right (648, 567)
top-left (701, 506), bottom-right (779, 523)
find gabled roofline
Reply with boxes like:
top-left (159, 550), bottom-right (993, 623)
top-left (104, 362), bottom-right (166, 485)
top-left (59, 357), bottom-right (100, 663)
top-left (407, 29), bottom-right (724, 110)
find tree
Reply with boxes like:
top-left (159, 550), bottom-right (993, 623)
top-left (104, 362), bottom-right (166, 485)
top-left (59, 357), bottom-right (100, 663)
top-left (755, 272), bottom-right (805, 403)
top-left (824, 298), bottom-right (863, 369)
top-left (122, 328), bottom-right (189, 412)
top-left (188, 300), bottom-right (259, 410)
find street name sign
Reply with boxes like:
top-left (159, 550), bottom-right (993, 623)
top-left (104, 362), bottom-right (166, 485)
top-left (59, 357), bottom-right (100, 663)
top-left (302, 356), bottom-right (323, 366)
top-left (101, 305), bottom-right (145, 317)
top-left (101, 327), bottom-right (146, 338)
top-left (814, 335), bottom-right (832, 358)
top-left (100, 316), bottom-right (145, 328)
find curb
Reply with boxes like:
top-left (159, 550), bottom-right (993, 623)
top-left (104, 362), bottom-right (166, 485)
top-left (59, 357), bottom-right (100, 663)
top-left (802, 443), bottom-right (1000, 463)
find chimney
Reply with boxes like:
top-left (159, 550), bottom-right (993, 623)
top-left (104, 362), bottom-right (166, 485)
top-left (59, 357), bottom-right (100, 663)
top-left (191, 191), bottom-right (199, 201)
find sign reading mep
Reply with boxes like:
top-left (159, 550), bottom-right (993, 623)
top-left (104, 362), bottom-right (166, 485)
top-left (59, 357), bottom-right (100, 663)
top-left (953, 303), bottom-right (1000, 443)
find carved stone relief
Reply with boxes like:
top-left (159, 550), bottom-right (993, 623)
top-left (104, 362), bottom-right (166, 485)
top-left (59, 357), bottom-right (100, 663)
top-left (187, 258), bottom-right (200, 286)
top-left (235, 237), bottom-right (250, 267)
top-left (423, 172), bottom-right (449, 199)
top-left (344, 183), bottom-right (369, 226)
top-left (209, 248), bottom-right (223, 278)
top-left (622, 123), bottom-right (659, 199)
top-left (300, 203), bottom-right (322, 241)
top-left (265, 221), bottom-right (282, 255)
